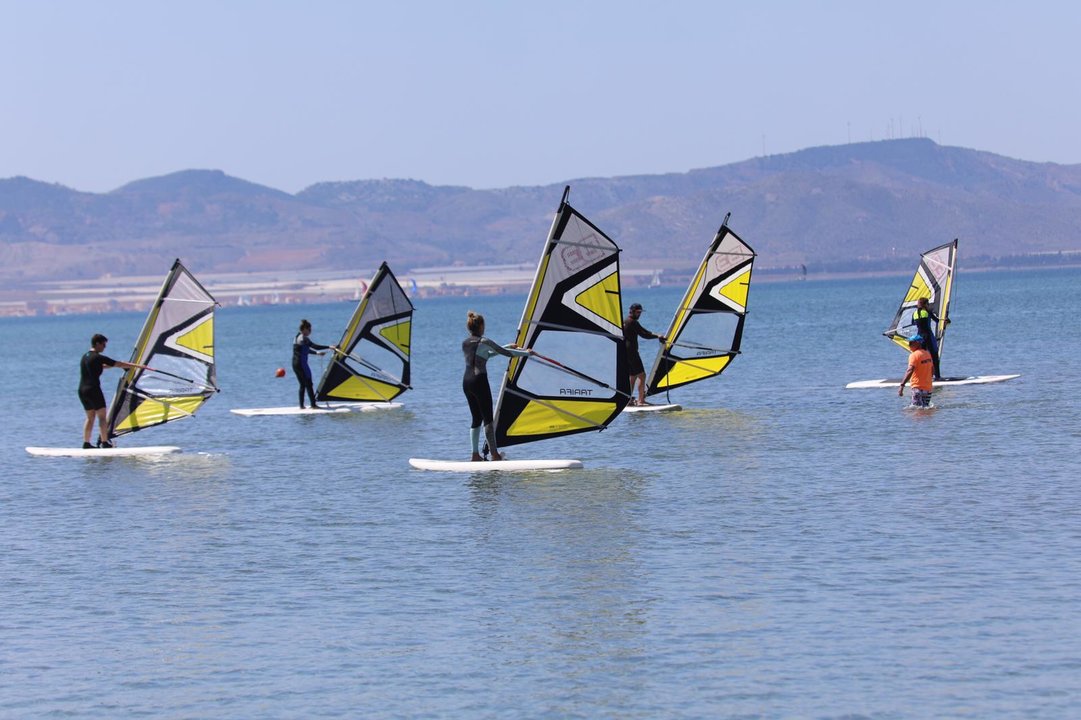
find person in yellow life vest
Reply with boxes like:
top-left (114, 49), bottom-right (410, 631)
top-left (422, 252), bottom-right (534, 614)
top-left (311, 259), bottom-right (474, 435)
top-left (912, 297), bottom-right (949, 380)
top-left (898, 335), bottom-right (934, 407)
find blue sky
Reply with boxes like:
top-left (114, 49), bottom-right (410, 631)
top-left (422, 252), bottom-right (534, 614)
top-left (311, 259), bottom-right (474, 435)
top-left (2, 0), bottom-right (1079, 193)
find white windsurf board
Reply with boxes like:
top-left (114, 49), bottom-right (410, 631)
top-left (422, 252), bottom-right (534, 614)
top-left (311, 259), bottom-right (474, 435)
top-left (846, 374), bottom-right (1020, 389)
top-left (231, 402), bottom-right (402, 416)
top-left (409, 458), bottom-right (583, 472)
top-left (26, 445), bottom-right (181, 458)
top-left (623, 403), bottom-right (682, 413)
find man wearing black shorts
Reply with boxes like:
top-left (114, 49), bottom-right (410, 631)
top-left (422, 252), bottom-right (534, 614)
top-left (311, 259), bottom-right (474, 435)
top-left (79, 334), bottom-right (134, 448)
top-left (622, 303), bottom-right (666, 406)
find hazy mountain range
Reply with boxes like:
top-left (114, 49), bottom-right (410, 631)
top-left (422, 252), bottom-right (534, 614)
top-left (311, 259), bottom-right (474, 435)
top-left (3, 137), bottom-right (1081, 287)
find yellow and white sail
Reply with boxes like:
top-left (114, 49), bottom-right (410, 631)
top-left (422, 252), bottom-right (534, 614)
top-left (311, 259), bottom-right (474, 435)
top-left (494, 186), bottom-right (630, 448)
top-left (106, 259), bottom-right (219, 439)
top-left (316, 262), bottom-right (413, 403)
top-left (645, 215), bottom-right (755, 396)
top-left (883, 239), bottom-right (958, 353)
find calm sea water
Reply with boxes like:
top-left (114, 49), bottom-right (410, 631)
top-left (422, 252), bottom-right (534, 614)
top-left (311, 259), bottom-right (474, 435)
top-left (2, 268), bottom-right (1079, 718)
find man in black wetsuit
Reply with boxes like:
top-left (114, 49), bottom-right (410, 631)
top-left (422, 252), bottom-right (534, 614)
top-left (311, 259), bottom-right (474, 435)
top-left (79, 333), bottom-right (135, 448)
top-left (622, 303), bottom-right (666, 406)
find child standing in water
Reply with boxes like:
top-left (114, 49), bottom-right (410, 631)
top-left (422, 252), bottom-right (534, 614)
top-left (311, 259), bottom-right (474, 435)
top-left (292, 319), bottom-right (335, 409)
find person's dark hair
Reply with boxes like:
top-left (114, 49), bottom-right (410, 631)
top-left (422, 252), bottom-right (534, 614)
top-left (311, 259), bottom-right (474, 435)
top-left (91, 333), bottom-right (108, 346)
top-left (299, 319), bottom-right (312, 331)
top-left (466, 311), bottom-right (484, 336)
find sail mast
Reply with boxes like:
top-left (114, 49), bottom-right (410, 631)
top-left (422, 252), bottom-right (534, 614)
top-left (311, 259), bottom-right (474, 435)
top-left (936, 239), bottom-right (959, 358)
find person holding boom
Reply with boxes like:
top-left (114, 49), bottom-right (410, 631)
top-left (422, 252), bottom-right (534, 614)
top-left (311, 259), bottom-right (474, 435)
top-left (292, 319), bottom-right (336, 409)
top-left (462, 311), bottom-right (532, 461)
top-left (78, 333), bottom-right (137, 448)
top-left (912, 297), bottom-right (949, 380)
top-left (622, 302), bottom-right (666, 406)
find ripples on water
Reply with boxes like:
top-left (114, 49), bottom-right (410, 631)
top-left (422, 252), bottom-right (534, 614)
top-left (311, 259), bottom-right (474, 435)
top-left (2, 269), bottom-right (1080, 717)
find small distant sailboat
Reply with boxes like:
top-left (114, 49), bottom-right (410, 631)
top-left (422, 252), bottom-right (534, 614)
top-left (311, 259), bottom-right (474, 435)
top-left (846, 240), bottom-right (1019, 389)
top-left (410, 186), bottom-right (630, 472)
top-left (627, 213), bottom-right (755, 413)
top-left (232, 262), bottom-right (413, 416)
top-left (28, 259), bottom-right (220, 456)
top-left (648, 269), bottom-right (662, 288)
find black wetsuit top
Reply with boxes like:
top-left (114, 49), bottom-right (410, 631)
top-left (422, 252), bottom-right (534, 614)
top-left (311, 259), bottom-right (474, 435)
top-left (79, 350), bottom-right (117, 392)
top-left (462, 336), bottom-right (522, 381)
top-left (462, 336), bottom-right (529, 428)
top-left (622, 317), bottom-right (659, 355)
top-left (78, 350), bottom-right (117, 411)
top-left (292, 334), bottom-right (330, 376)
top-left (913, 309), bottom-right (940, 344)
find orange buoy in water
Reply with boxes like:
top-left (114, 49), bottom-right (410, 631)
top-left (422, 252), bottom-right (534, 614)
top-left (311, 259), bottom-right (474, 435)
top-left (275, 368), bottom-right (286, 378)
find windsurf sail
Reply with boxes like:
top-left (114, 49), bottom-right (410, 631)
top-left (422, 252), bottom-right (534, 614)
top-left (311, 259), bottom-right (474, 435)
top-left (645, 214), bottom-right (755, 397)
top-left (106, 259), bottom-right (219, 440)
top-left (883, 239), bottom-right (958, 353)
top-left (316, 261), bottom-right (413, 403)
top-left (493, 186), bottom-right (630, 448)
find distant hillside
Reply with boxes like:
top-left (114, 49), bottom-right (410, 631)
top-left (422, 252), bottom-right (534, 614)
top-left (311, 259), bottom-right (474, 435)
top-left (3, 138), bottom-right (1081, 287)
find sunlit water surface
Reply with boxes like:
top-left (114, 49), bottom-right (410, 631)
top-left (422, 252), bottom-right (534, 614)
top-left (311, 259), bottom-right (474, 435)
top-left (3, 268), bottom-right (1079, 718)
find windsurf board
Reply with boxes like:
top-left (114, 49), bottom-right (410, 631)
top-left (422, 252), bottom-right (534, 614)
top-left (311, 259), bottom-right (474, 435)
top-left (623, 403), bottom-right (682, 413)
top-left (231, 402), bottom-right (402, 416)
top-left (26, 446), bottom-right (181, 458)
top-left (409, 458), bottom-right (583, 472)
top-left (846, 374), bottom-right (1019, 389)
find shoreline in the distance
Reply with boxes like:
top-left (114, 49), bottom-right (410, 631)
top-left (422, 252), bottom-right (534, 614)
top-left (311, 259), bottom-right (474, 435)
top-left (3, 261), bottom-right (1077, 318)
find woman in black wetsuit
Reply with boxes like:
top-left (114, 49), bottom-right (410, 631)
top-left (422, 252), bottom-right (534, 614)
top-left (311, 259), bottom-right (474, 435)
top-left (292, 319), bottom-right (335, 409)
top-left (462, 311), bottom-right (531, 461)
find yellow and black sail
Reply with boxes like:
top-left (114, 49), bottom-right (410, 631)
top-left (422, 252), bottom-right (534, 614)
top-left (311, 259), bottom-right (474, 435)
top-left (884, 239), bottom-right (958, 352)
top-left (316, 262), bottom-right (413, 403)
top-left (106, 259), bottom-right (219, 439)
top-left (494, 187), bottom-right (630, 448)
top-left (645, 215), bottom-right (755, 397)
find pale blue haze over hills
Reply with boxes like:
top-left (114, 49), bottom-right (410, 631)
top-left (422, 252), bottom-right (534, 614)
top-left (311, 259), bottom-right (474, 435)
top-left (2, 139), bottom-right (1080, 288)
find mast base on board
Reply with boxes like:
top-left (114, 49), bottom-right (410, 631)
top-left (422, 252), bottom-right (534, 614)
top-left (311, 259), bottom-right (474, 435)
top-left (409, 458), bottom-right (583, 472)
top-left (623, 402), bottom-right (682, 413)
top-left (231, 402), bottom-right (403, 416)
top-left (26, 446), bottom-right (181, 458)
top-left (845, 374), bottom-right (1019, 389)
